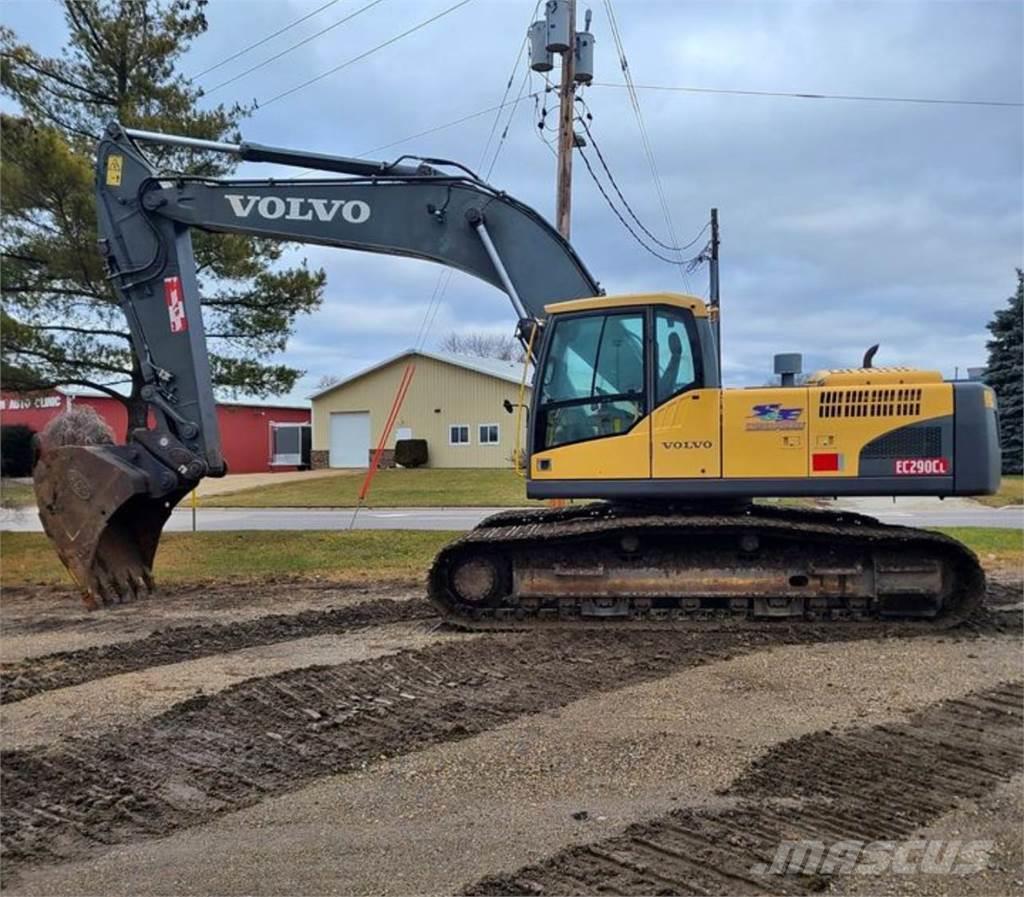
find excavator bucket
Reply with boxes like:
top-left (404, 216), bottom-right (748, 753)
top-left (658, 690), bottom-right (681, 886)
top-left (33, 438), bottom-right (185, 610)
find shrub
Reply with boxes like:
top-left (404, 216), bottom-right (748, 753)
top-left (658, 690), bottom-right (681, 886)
top-left (394, 438), bottom-right (428, 468)
top-left (1, 425), bottom-right (36, 477)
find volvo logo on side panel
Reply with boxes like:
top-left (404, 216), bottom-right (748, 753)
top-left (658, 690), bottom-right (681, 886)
top-left (224, 195), bottom-right (371, 224)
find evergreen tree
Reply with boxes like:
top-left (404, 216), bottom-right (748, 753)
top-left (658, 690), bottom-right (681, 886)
top-left (1, 0), bottom-right (324, 433)
top-left (984, 270), bottom-right (1023, 475)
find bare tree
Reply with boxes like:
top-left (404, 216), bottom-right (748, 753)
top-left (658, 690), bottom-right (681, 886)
top-left (438, 332), bottom-right (525, 362)
top-left (315, 374), bottom-right (341, 390)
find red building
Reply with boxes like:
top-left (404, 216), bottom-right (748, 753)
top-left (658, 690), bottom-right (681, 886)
top-left (0, 388), bottom-right (310, 474)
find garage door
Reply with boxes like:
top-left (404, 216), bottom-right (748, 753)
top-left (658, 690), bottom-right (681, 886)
top-left (329, 412), bottom-right (370, 468)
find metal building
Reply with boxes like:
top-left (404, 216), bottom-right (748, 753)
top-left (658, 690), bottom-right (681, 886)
top-left (0, 387), bottom-right (311, 473)
top-left (309, 350), bottom-right (532, 469)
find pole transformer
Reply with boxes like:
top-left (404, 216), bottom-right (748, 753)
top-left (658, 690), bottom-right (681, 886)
top-left (529, 1), bottom-right (595, 241)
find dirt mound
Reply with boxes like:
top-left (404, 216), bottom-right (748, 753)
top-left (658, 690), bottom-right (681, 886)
top-left (465, 681), bottom-right (1023, 895)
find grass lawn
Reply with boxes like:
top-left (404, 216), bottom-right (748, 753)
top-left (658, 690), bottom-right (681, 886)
top-left (2, 527), bottom-right (1018, 590)
top-left (0, 479), bottom-right (35, 509)
top-left (932, 527), bottom-right (1023, 563)
top-left (1, 530), bottom-right (457, 589)
top-left (209, 467), bottom-right (540, 508)
top-left (971, 476), bottom-right (1024, 508)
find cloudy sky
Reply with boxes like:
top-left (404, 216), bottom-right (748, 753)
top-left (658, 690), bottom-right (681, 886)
top-left (4, 0), bottom-right (1022, 396)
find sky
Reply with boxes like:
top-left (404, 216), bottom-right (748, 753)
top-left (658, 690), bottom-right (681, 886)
top-left (3, 0), bottom-right (1022, 399)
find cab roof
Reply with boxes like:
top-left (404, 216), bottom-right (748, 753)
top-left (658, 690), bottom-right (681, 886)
top-left (545, 292), bottom-right (709, 318)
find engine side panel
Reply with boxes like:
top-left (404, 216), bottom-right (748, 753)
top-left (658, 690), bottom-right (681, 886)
top-left (807, 381), bottom-right (954, 477)
top-left (721, 388), bottom-right (809, 478)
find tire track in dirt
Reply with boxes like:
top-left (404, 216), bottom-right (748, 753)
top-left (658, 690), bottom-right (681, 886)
top-left (2, 622), bottom-right (473, 751)
top-left (464, 681), bottom-right (1024, 895)
top-left (1, 624), bottom-right (907, 877)
top-left (3, 579), bottom-right (1018, 706)
top-left (0, 598), bottom-right (433, 704)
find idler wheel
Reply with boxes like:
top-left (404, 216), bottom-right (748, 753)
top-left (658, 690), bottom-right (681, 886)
top-left (450, 553), bottom-right (509, 606)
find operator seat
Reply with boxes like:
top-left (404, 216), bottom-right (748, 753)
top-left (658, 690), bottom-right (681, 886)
top-left (658, 330), bottom-right (683, 399)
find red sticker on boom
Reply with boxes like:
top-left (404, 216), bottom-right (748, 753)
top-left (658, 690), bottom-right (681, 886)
top-left (895, 458), bottom-right (949, 475)
top-left (164, 276), bottom-right (188, 333)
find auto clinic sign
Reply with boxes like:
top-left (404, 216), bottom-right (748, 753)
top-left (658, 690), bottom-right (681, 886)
top-left (0, 395), bottom-right (63, 411)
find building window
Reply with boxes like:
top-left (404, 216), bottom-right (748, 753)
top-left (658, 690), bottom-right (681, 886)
top-left (449, 424), bottom-right (470, 445)
top-left (479, 423), bottom-right (500, 445)
top-left (271, 422), bottom-right (309, 466)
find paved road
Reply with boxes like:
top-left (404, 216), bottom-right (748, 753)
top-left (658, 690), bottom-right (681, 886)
top-left (3, 504), bottom-right (1022, 532)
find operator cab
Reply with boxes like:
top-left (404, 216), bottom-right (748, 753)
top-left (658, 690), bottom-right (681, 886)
top-left (532, 293), bottom-right (719, 454)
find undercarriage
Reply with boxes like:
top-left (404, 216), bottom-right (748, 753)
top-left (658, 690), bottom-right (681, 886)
top-left (428, 503), bottom-right (985, 628)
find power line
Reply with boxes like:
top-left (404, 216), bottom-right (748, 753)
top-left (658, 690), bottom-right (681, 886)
top-left (415, 0), bottom-right (540, 352)
top-left (477, 6), bottom-right (534, 182)
top-left (281, 90), bottom-right (544, 180)
top-left (483, 51), bottom-right (532, 179)
top-left (591, 81), bottom-right (1023, 108)
top-left (204, 0), bottom-right (388, 96)
top-left (576, 106), bottom-right (708, 253)
top-left (577, 140), bottom-right (708, 268)
top-left (604, 0), bottom-right (692, 288)
top-left (256, 0), bottom-right (475, 110)
top-left (364, 90), bottom-right (542, 158)
top-left (192, 0), bottom-right (344, 79)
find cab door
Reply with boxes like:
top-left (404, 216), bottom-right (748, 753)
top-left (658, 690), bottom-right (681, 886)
top-left (650, 305), bottom-right (721, 478)
top-left (531, 309), bottom-right (651, 480)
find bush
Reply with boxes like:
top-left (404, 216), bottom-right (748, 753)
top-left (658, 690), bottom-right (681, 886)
top-left (1, 425), bottom-right (36, 477)
top-left (394, 438), bottom-right (428, 468)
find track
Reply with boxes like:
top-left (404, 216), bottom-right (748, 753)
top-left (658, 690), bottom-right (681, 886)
top-left (0, 621), bottom-right (929, 877)
top-left (430, 504), bottom-right (987, 627)
top-left (0, 598), bottom-right (432, 704)
top-left (464, 681), bottom-right (1024, 895)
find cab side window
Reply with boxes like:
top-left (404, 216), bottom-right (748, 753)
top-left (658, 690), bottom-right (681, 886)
top-left (655, 307), bottom-right (701, 406)
top-left (539, 311), bottom-right (645, 449)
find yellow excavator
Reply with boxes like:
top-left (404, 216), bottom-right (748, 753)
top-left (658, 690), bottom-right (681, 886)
top-left (32, 122), bottom-right (1000, 625)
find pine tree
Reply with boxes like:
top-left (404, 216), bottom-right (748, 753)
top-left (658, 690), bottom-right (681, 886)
top-left (1, 0), bottom-right (325, 434)
top-left (984, 270), bottom-right (1023, 475)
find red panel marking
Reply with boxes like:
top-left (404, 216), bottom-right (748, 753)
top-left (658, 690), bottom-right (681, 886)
top-left (812, 452), bottom-right (842, 472)
top-left (164, 276), bottom-right (188, 333)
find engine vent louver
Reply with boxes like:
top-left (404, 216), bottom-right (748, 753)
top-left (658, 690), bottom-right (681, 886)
top-left (861, 426), bottom-right (942, 459)
top-left (819, 388), bottom-right (923, 419)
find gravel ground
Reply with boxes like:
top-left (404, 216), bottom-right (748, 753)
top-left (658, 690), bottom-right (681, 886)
top-left (832, 773), bottom-right (1024, 897)
top-left (1, 621), bottom-right (466, 750)
top-left (7, 634), bottom-right (1019, 897)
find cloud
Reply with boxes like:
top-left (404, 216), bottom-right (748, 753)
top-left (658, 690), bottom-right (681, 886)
top-left (4, 0), bottom-right (1020, 393)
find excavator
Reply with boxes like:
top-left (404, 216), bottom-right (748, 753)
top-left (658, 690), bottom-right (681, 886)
top-left (32, 121), bottom-right (1001, 626)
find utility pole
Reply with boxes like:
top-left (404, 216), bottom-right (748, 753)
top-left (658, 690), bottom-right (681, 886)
top-left (555, 0), bottom-right (577, 239)
top-left (529, 2), bottom-right (595, 240)
top-left (709, 207), bottom-right (721, 374)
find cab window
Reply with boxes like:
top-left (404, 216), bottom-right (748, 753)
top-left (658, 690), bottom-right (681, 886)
top-left (538, 312), bottom-right (645, 450)
top-left (655, 307), bottom-right (702, 405)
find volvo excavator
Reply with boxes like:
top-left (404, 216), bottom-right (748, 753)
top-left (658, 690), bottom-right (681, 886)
top-left (32, 122), bottom-right (1001, 626)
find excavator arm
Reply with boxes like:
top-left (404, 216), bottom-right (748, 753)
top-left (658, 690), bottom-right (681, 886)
top-left (34, 121), bottom-right (601, 607)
